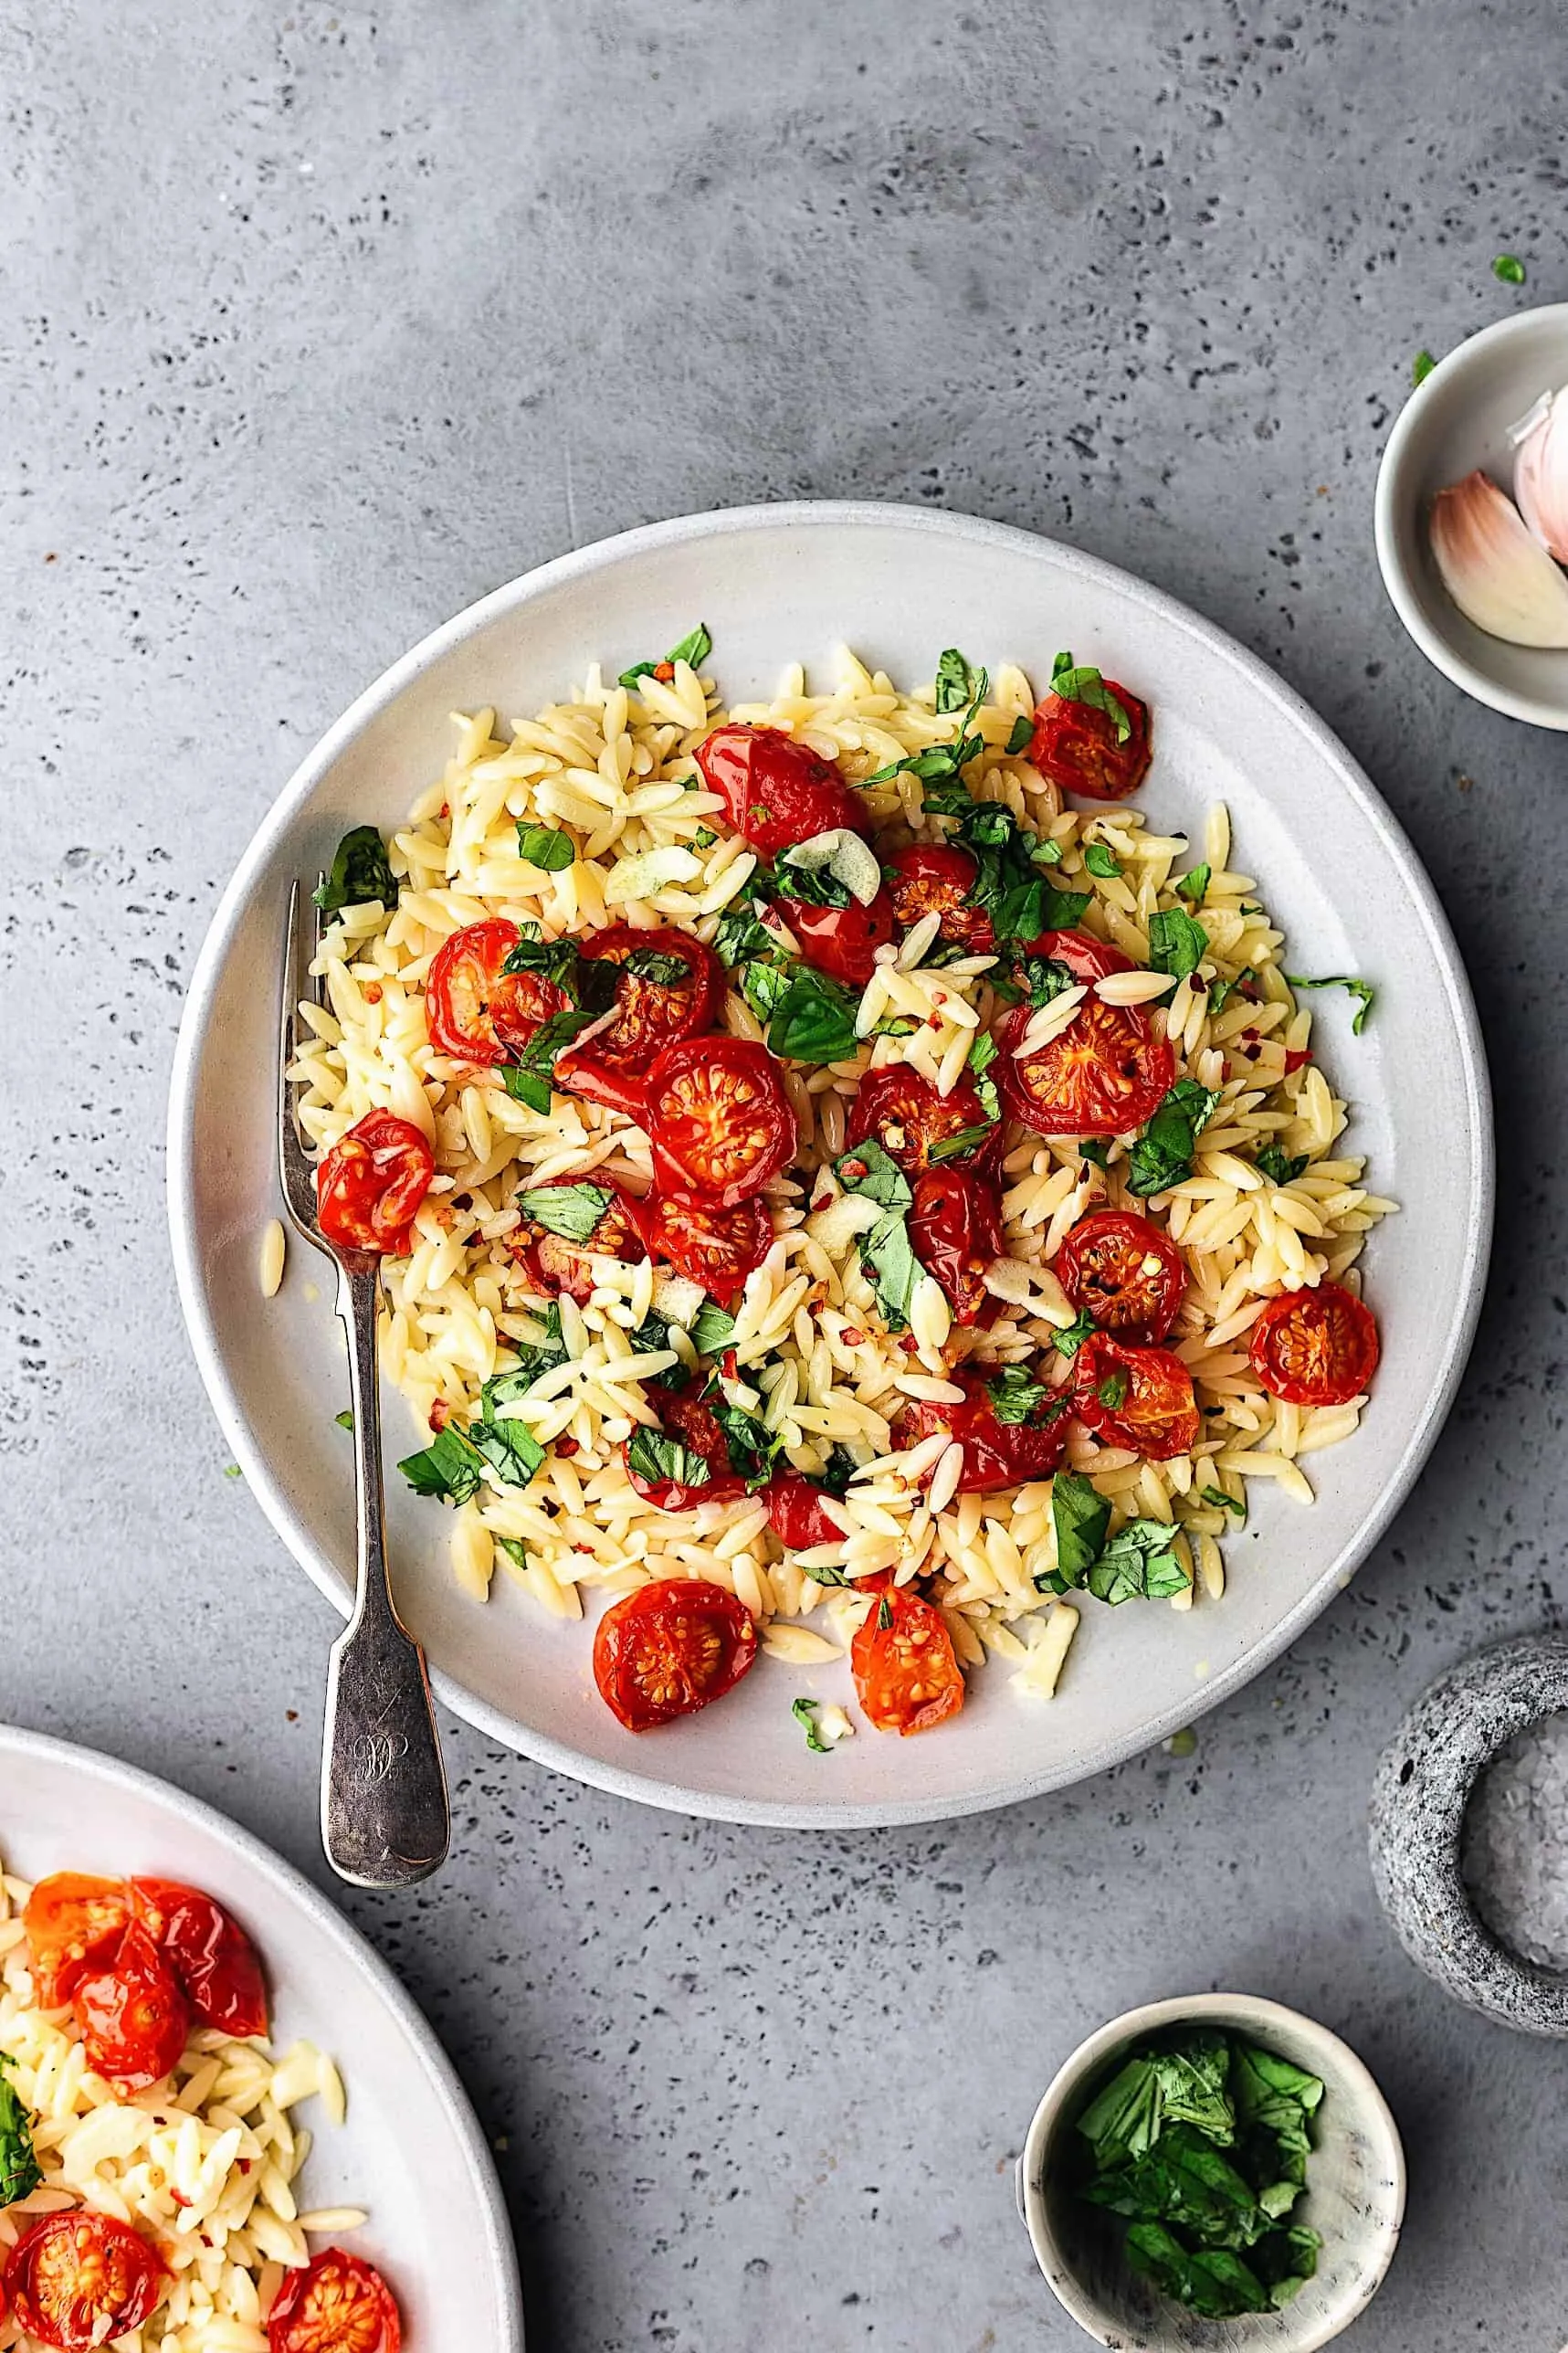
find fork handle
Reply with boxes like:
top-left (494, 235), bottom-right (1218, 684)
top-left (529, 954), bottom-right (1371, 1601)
top-left (321, 1258), bottom-right (450, 1888)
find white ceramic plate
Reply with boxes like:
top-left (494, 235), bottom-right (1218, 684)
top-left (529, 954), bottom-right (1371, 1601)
top-left (0, 1725), bottom-right (523, 2348)
top-left (168, 502), bottom-right (1492, 1829)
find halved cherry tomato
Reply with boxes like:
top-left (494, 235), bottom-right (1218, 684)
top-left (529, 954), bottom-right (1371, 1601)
top-left (1249, 1282), bottom-right (1379, 1407)
top-left (128, 1881), bottom-right (268, 2042)
top-left (567, 924), bottom-right (721, 1072)
top-left (594, 1577), bottom-right (758, 1729)
top-left (1073, 1333), bottom-right (1199, 1460)
top-left (1056, 1209), bottom-right (1188, 1344)
top-left (997, 932), bottom-right (1173, 1138)
top-left (1029, 679), bottom-right (1152, 801)
top-left (638, 1188), bottom-right (772, 1303)
top-left (425, 918), bottom-right (570, 1064)
top-left (845, 1065), bottom-right (997, 1178)
top-left (267, 2246), bottom-right (402, 2353)
top-left (908, 1166), bottom-right (1005, 1324)
top-left (316, 1113), bottom-right (434, 1256)
top-left (646, 1034), bottom-right (797, 1208)
top-left (883, 844), bottom-right (995, 955)
top-left (765, 1472), bottom-right (844, 1552)
top-left (851, 1575), bottom-right (965, 1736)
top-left (549, 1048), bottom-right (650, 1121)
top-left (893, 1370), bottom-right (1070, 1493)
top-left (694, 723), bottom-right (872, 860)
top-left (4, 2213), bottom-right (166, 2351)
top-left (72, 1920), bottom-right (189, 2090)
top-left (508, 1176), bottom-right (647, 1303)
top-left (773, 889), bottom-right (897, 988)
top-left (624, 1385), bottom-right (746, 1511)
top-left (22, 1873), bottom-right (129, 2008)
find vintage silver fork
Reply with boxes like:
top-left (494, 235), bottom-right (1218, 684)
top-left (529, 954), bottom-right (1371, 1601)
top-left (279, 881), bottom-right (450, 1889)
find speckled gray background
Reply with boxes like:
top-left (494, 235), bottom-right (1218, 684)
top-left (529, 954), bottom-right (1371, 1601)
top-left (4, 1), bottom-right (1564, 2345)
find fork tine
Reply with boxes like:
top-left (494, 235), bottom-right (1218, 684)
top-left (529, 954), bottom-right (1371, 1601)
top-left (279, 879), bottom-right (324, 1234)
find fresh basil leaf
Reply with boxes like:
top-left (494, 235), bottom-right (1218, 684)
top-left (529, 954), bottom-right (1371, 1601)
top-left (767, 968), bottom-right (861, 1064)
top-left (1127, 1079), bottom-right (1220, 1198)
top-left (1015, 955), bottom-right (1077, 1008)
top-left (818, 1442), bottom-right (861, 1498)
top-left (0, 2059), bottom-right (42, 2207)
top-left (1411, 348), bottom-right (1436, 385)
top-left (516, 822), bottom-right (576, 871)
top-left (465, 1414), bottom-right (546, 1489)
top-left (1006, 712), bottom-right (1035, 755)
top-left (1048, 1471), bottom-right (1111, 1590)
top-left (1175, 863), bottom-right (1211, 903)
top-left (711, 1400), bottom-right (785, 1491)
top-left (1255, 1143), bottom-right (1308, 1187)
top-left (620, 945), bottom-right (692, 987)
top-left (626, 1311), bottom-right (687, 1388)
top-left (1284, 971), bottom-right (1374, 1034)
top-left (934, 647), bottom-right (984, 713)
top-left (495, 1535), bottom-right (528, 1572)
top-left (793, 1696), bottom-right (832, 1753)
top-left (499, 934), bottom-right (581, 992)
top-left (1122, 2225), bottom-right (1270, 2320)
top-left (1078, 1137), bottom-right (1110, 1169)
top-left (740, 959), bottom-right (794, 1024)
top-left (516, 1181), bottom-right (612, 1244)
top-left (500, 1064), bottom-right (554, 1111)
top-left (1084, 841), bottom-right (1121, 879)
top-left (870, 1013), bottom-right (919, 1039)
top-left (1049, 650), bottom-right (1132, 744)
top-left (1200, 1485), bottom-right (1246, 1517)
top-left (618, 623), bottom-right (713, 688)
top-left (968, 1031), bottom-right (997, 1079)
top-left (1051, 1309), bottom-right (1096, 1361)
top-left (1097, 1367), bottom-right (1131, 1409)
top-left (1088, 1519), bottom-right (1189, 1604)
top-left (334, 1409), bottom-right (354, 1430)
top-left (1206, 968), bottom-right (1254, 1014)
top-left (1149, 907), bottom-right (1209, 980)
top-left (927, 1122), bottom-right (997, 1165)
top-left (690, 1302), bottom-right (737, 1356)
top-left (878, 1590), bottom-right (894, 1630)
top-left (836, 1140), bottom-right (912, 1213)
top-left (986, 1364), bottom-right (1051, 1423)
top-left (713, 899), bottom-right (775, 967)
top-left (508, 1006), bottom-right (603, 1103)
top-left (954, 800), bottom-right (1089, 947)
top-left (773, 854), bottom-right (852, 911)
top-left (626, 1425), bottom-right (711, 1491)
top-left (860, 1210), bottom-right (921, 1331)
top-left (314, 825), bottom-right (396, 915)
top-left (399, 1425), bottom-right (484, 1504)
top-left (1076, 2053), bottom-right (1164, 2162)
top-left (866, 665), bottom-right (989, 810)
top-left (484, 1305), bottom-right (568, 1407)
top-left (692, 825), bottom-right (718, 849)
top-left (1492, 252), bottom-right (1526, 284)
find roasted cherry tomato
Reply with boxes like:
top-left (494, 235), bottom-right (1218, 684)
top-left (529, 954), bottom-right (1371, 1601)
top-left (425, 918), bottom-right (570, 1064)
top-left (694, 723), bottom-right (872, 861)
top-left (549, 1052), bottom-right (650, 1121)
top-left (508, 1177), bottom-right (647, 1303)
top-left (1056, 1209), bottom-right (1188, 1344)
top-left (646, 1034), bottom-right (797, 1208)
top-left (267, 2247), bottom-right (402, 2353)
top-left (567, 924), bottom-right (721, 1071)
top-left (594, 1577), bottom-right (759, 1729)
top-left (22, 1873), bottom-right (129, 2008)
top-left (773, 889), bottom-right (897, 988)
top-left (4, 2213), bottom-right (166, 2352)
top-left (1073, 1333), bottom-right (1199, 1460)
top-left (883, 844), bottom-right (994, 956)
top-left (997, 932), bottom-right (1174, 1138)
top-left (624, 1385), bottom-right (747, 1511)
top-left (638, 1188), bottom-right (773, 1303)
top-left (315, 1112), bottom-right (434, 1256)
top-left (72, 1920), bottom-right (189, 2090)
top-left (894, 1370), bottom-right (1070, 1493)
top-left (851, 1575), bottom-right (965, 1736)
top-left (908, 1166), bottom-right (1005, 1324)
top-left (845, 1065), bottom-right (996, 1178)
top-left (1249, 1282), bottom-right (1380, 1407)
top-left (128, 1881), bottom-right (268, 2042)
top-left (1028, 678), bottom-right (1152, 802)
top-left (765, 1473), bottom-right (845, 1552)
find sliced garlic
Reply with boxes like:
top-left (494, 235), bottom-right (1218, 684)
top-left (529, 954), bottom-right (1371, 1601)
top-left (1510, 385), bottom-right (1568, 563)
top-left (777, 828), bottom-right (884, 907)
top-left (1429, 470), bottom-right (1568, 649)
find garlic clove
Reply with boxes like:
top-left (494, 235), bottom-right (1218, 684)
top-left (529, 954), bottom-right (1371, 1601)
top-left (1428, 470), bottom-right (1568, 649)
top-left (1510, 385), bottom-right (1568, 562)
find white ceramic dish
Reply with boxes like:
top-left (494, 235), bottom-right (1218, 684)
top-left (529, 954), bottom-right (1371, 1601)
top-left (1017, 1992), bottom-right (1405, 2350)
top-left (1374, 302), bottom-right (1568, 729)
top-left (0, 1724), bottom-right (523, 2350)
top-left (168, 501), bottom-right (1492, 1829)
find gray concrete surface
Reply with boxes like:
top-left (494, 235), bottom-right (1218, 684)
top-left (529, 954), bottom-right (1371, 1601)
top-left (4, 1), bottom-right (1565, 2344)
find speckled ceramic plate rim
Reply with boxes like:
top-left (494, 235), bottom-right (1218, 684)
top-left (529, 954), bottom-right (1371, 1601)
top-left (0, 1722), bottom-right (523, 2348)
top-left (166, 500), bottom-right (1493, 1830)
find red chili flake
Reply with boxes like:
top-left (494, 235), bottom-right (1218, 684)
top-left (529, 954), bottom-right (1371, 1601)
top-left (429, 1398), bottom-right (451, 1431)
top-left (171, 2189), bottom-right (190, 2207)
top-left (842, 1327), bottom-right (866, 1346)
top-left (653, 660), bottom-right (676, 682)
top-left (555, 1437), bottom-right (579, 1458)
top-left (238, 2158), bottom-right (252, 2174)
top-left (438, 802), bottom-right (450, 818)
top-left (363, 981), bottom-right (383, 1004)
top-left (1284, 1048), bottom-right (1311, 1073)
top-left (900, 1335), bottom-right (921, 1354)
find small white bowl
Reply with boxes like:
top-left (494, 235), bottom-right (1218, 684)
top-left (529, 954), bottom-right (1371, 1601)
top-left (1018, 1993), bottom-right (1405, 2351)
top-left (1375, 301), bottom-right (1568, 730)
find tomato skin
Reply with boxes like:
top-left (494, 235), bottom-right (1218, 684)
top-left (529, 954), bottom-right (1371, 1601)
top-left (895, 1371), bottom-right (1069, 1493)
top-left (508, 1177), bottom-right (647, 1303)
top-left (4, 2213), bottom-right (166, 2352)
top-left (996, 933), bottom-right (1174, 1139)
top-left (624, 1386), bottom-right (747, 1511)
top-left (850, 1576), bottom-right (965, 1736)
top-left (570, 923), bottom-right (721, 1073)
top-left (128, 1881), bottom-right (268, 2042)
top-left (695, 723), bottom-right (871, 860)
top-left (1056, 1210), bottom-right (1188, 1344)
top-left (594, 1578), bottom-right (759, 1730)
top-left (267, 2247), bottom-right (401, 2353)
top-left (316, 1113), bottom-right (435, 1256)
top-left (638, 1188), bottom-right (772, 1304)
top-left (551, 1050), bottom-right (650, 1121)
top-left (72, 1920), bottom-right (190, 2091)
top-left (1073, 1333), bottom-right (1199, 1460)
top-left (883, 845), bottom-right (995, 955)
top-left (774, 889), bottom-right (897, 988)
top-left (765, 1473), bottom-right (844, 1551)
top-left (646, 1034), bottom-right (797, 1208)
top-left (908, 1167), bottom-right (1005, 1324)
top-left (1028, 680), bottom-right (1152, 802)
top-left (1249, 1282), bottom-right (1379, 1407)
top-left (845, 1065), bottom-right (997, 1178)
top-left (22, 1873), bottom-right (129, 2008)
top-left (426, 918), bottom-right (570, 1063)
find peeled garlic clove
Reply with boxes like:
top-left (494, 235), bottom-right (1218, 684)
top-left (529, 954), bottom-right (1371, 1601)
top-left (1429, 470), bottom-right (1568, 649)
top-left (1510, 385), bottom-right (1568, 561)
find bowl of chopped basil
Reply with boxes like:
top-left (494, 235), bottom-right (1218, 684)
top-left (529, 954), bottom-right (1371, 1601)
top-left (1018, 1992), bottom-right (1405, 2348)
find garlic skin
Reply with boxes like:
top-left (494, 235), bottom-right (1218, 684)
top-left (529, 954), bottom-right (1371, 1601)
top-left (1510, 386), bottom-right (1568, 562)
top-left (1429, 470), bottom-right (1568, 649)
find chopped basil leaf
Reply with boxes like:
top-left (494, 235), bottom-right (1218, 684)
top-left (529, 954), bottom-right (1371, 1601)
top-left (622, 945), bottom-right (692, 987)
top-left (1412, 348), bottom-right (1436, 385)
top-left (711, 1399), bottom-right (785, 1490)
top-left (818, 1442), bottom-right (861, 1498)
top-left (516, 1181), bottom-right (612, 1244)
top-left (1175, 863), bottom-right (1211, 903)
top-left (767, 967), bottom-right (861, 1063)
top-left (516, 822), bottom-right (576, 871)
top-left (618, 623), bottom-right (713, 688)
top-left (1051, 1309), bottom-right (1096, 1361)
top-left (860, 1210), bottom-right (921, 1331)
top-left (504, 1005), bottom-right (603, 1110)
top-left (223, 1463), bottom-right (243, 1479)
top-left (956, 801), bottom-right (1089, 945)
top-left (871, 1013), bottom-right (919, 1039)
top-left (1097, 1368), bottom-right (1130, 1409)
top-left (626, 1425), bottom-right (711, 1491)
top-left (878, 1591), bottom-right (894, 1630)
top-left (1089, 1518), bottom-right (1188, 1604)
top-left (314, 825), bottom-right (396, 915)
top-left (866, 665), bottom-right (989, 813)
top-left (935, 647), bottom-right (984, 713)
top-left (1492, 253), bottom-right (1526, 284)
top-left (0, 2059), bottom-right (42, 2207)
top-left (1077, 1137), bottom-right (1110, 1169)
top-left (1048, 1471), bottom-right (1111, 1590)
top-left (500, 1064), bottom-right (553, 1111)
top-left (464, 1415), bottom-right (546, 1489)
top-left (1206, 969), bottom-right (1254, 1015)
top-left (690, 1302), bottom-right (737, 1356)
top-left (1200, 1485), bottom-right (1246, 1517)
top-left (836, 1139), bottom-right (912, 1213)
top-left (793, 1696), bottom-right (832, 1754)
top-left (1255, 1143), bottom-right (1308, 1187)
top-left (495, 1535), bottom-right (528, 1572)
top-left (500, 934), bottom-right (580, 988)
top-left (712, 898), bottom-right (775, 967)
top-left (1049, 650), bottom-right (1131, 744)
top-left (1006, 712), bottom-right (1036, 755)
top-left (928, 1121), bottom-right (997, 1165)
top-left (773, 853), bottom-right (852, 911)
top-left (969, 1031), bottom-right (998, 1078)
top-left (741, 960), bottom-right (794, 1024)
top-left (484, 1304), bottom-right (570, 1408)
top-left (1128, 1080), bottom-right (1220, 1198)
top-left (398, 1425), bottom-right (484, 1504)
top-left (692, 826), bottom-right (718, 849)
top-left (1148, 907), bottom-right (1208, 980)
top-left (1016, 955), bottom-right (1078, 1008)
top-left (1084, 842), bottom-right (1121, 879)
top-left (334, 1409), bottom-right (354, 1430)
top-left (1284, 971), bottom-right (1374, 1034)
top-left (987, 1364), bottom-right (1052, 1423)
